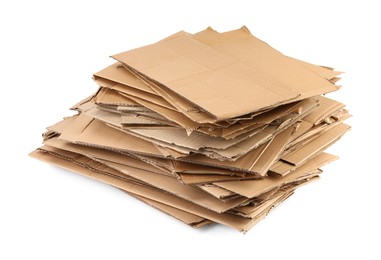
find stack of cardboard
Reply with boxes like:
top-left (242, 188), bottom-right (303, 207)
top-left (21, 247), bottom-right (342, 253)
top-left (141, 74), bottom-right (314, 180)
top-left (30, 27), bottom-right (350, 233)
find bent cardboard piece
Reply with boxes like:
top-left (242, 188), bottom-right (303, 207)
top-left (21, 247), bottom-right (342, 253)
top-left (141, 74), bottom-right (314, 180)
top-left (282, 123), bottom-right (350, 166)
top-left (215, 152), bottom-right (338, 198)
top-left (94, 62), bottom-right (155, 94)
top-left (94, 77), bottom-right (178, 111)
top-left (249, 126), bottom-right (295, 176)
top-left (113, 27), bottom-right (337, 122)
top-left (30, 148), bottom-right (288, 232)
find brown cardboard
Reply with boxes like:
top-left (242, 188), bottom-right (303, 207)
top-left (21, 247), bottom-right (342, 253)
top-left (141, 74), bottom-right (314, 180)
top-left (126, 192), bottom-right (212, 228)
top-left (94, 62), bottom-right (155, 94)
top-left (249, 126), bottom-right (295, 176)
top-left (178, 173), bottom-right (259, 185)
top-left (282, 123), bottom-right (350, 166)
top-left (47, 114), bottom-right (263, 174)
top-left (50, 114), bottom-right (169, 159)
top-left (44, 137), bottom-right (174, 177)
top-left (214, 152), bottom-right (338, 198)
top-left (113, 28), bottom-right (338, 122)
top-left (95, 77), bottom-right (178, 111)
top-left (268, 160), bottom-right (297, 177)
top-left (94, 87), bottom-right (138, 106)
top-left (30, 148), bottom-right (212, 228)
top-left (48, 107), bottom-right (345, 178)
top-left (197, 185), bottom-right (236, 200)
top-left (95, 159), bottom-right (249, 213)
top-left (40, 140), bottom-right (249, 213)
top-left (303, 96), bottom-right (345, 125)
top-left (30, 148), bottom-right (291, 232)
top-left (93, 77), bottom-right (319, 141)
top-left (97, 28), bottom-right (340, 128)
top-left (30, 26), bottom-right (351, 233)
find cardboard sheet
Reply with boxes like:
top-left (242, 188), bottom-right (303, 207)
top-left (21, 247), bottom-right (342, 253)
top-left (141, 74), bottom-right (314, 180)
top-left (215, 152), bottom-right (338, 198)
top-left (113, 27), bottom-right (338, 121)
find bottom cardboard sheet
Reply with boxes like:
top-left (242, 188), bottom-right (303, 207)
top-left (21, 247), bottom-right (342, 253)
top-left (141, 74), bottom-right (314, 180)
top-left (29, 147), bottom-right (316, 233)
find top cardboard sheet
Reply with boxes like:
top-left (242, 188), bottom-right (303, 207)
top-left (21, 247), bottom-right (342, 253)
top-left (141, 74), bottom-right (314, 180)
top-left (113, 27), bottom-right (338, 122)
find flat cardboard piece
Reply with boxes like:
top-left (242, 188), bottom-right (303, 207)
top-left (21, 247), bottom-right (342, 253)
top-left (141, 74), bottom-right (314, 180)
top-left (282, 123), bottom-right (350, 166)
top-left (113, 27), bottom-right (337, 121)
top-left (215, 152), bottom-right (338, 198)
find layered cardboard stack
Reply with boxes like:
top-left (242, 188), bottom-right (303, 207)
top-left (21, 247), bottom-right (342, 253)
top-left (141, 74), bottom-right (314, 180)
top-left (30, 27), bottom-right (350, 233)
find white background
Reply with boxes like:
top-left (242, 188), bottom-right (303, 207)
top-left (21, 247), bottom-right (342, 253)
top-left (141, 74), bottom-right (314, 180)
top-left (1, 0), bottom-right (379, 259)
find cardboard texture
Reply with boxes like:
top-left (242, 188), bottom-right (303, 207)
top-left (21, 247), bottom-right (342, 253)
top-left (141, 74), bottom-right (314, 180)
top-left (30, 26), bottom-right (350, 233)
